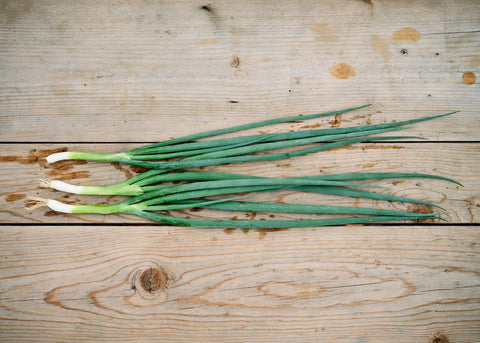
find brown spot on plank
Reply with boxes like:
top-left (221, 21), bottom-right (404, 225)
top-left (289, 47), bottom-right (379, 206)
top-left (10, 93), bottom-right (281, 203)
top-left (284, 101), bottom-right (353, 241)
top-left (299, 123), bottom-right (321, 129)
top-left (370, 35), bottom-right (392, 62)
top-left (190, 207), bottom-right (204, 212)
top-left (363, 0), bottom-right (373, 5)
top-left (140, 267), bottom-right (168, 294)
top-left (430, 333), bottom-right (449, 343)
top-left (200, 4), bottom-right (213, 13)
top-left (391, 27), bottom-right (421, 42)
top-left (275, 163), bottom-right (291, 168)
top-left (310, 23), bottom-right (339, 41)
top-left (46, 170), bottom-right (90, 181)
top-left (0, 148), bottom-right (69, 166)
top-left (130, 165), bottom-right (149, 174)
top-left (462, 71), bottom-right (476, 85)
top-left (242, 228), bottom-right (249, 234)
top-left (231, 55), bottom-right (240, 68)
top-left (198, 38), bottom-right (218, 44)
top-left (257, 228), bottom-right (289, 239)
top-left (5, 194), bottom-right (26, 202)
top-left (408, 204), bottom-right (435, 223)
top-left (329, 113), bottom-right (342, 127)
top-left (111, 162), bottom-right (133, 179)
top-left (330, 63), bottom-right (356, 79)
top-left (224, 228), bottom-right (235, 235)
top-left (294, 76), bottom-right (301, 84)
top-left (45, 160), bottom-right (87, 176)
top-left (44, 211), bottom-right (60, 217)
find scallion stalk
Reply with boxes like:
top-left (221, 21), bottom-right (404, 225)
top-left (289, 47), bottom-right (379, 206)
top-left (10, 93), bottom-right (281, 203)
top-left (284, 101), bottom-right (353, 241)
top-left (46, 108), bottom-right (458, 166)
top-left (27, 195), bottom-right (443, 228)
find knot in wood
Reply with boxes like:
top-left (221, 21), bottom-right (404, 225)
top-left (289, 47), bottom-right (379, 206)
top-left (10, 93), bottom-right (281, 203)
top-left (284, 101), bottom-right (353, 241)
top-left (140, 267), bottom-right (167, 294)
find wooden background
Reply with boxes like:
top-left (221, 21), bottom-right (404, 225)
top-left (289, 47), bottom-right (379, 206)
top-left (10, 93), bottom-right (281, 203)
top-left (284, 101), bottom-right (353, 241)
top-left (1, 0), bottom-right (479, 342)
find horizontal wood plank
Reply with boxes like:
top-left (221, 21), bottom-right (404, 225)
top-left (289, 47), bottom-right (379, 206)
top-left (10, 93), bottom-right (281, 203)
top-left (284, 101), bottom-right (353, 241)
top-left (1, 143), bottom-right (478, 225)
top-left (0, 225), bottom-right (478, 342)
top-left (0, 0), bottom-right (478, 142)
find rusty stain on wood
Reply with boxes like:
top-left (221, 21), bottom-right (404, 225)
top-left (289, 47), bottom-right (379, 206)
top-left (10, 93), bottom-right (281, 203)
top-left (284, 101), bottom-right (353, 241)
top-left (430, 333), bottom-right (450, 343)
top-left (5, 193), bottom-right (26, 202)
top-left (256, 228), bottom-right (289, 239)
top-left (111, 162), bottom-right (133, 179)
top-left (462, 71), bottom-right (476, 85)
top-left (329, 113), bottom-right (343, 128)
top-left (391, 27), bottom-right (421, 41)
top-left (330, 63), bottom-right (356, 79)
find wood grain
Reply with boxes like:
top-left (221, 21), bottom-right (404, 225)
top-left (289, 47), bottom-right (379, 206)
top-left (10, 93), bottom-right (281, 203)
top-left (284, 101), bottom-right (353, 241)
top-left (1, 0), bottom-right (479, 341)
top-left (0, 143), bottom-right (478, 224)
top-left (0, 0), bottom-right (478, 142)
top-left (0, 225), bottom-right (479, 342)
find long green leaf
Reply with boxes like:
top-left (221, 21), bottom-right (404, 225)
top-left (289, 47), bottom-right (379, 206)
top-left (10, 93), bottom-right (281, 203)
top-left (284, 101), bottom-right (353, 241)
top-left (127, 104), bottom-right (372, 153)
top-left (130, 210), bottom-right (440, 228)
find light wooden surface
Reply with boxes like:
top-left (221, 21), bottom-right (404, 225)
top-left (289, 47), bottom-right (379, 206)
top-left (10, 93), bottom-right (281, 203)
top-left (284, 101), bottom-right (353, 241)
top-left (1, 0), bottom-right (479, 342)
top-left (1, 225), bottom-right (479, 342)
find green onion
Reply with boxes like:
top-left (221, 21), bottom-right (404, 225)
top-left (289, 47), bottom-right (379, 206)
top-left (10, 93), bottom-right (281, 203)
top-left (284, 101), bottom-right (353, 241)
top-left (34, 107), bottom-right (458, 228)
top-left (27, 194), bottom-right (442, 228)
top-left (45, 108), bottom-right (458, 167)
top-left (130, 212), bottom-right (443, 229)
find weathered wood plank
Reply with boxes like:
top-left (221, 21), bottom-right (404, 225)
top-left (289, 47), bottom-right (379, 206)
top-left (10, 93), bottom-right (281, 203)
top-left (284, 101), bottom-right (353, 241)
top-left (0, 0), bottom-right (478, 142)
top-left (0, 225), bottom-right (478, 342)
top-left (1, 143), bottom-right (478, 224)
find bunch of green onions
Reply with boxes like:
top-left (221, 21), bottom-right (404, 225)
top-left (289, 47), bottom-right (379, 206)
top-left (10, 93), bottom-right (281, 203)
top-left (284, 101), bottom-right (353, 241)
top-left (29, 105), bottom-right (459, 228)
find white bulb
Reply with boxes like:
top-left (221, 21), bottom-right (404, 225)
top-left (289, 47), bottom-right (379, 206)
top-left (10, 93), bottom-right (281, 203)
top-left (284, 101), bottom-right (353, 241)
top-left (46, 152), bottom-right (70, 164)
top-left (50, 180), bottom-right (83, 194)
top-left (47, 199), bottom-right (74, 213)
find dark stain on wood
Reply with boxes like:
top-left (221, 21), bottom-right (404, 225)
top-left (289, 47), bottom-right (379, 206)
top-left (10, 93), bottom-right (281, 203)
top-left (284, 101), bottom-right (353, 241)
top-left (5, 193), bottom-right (26, 202)
top-left (224, 228), bottom-right (235, 235)
top-left (257, 228), bottom-right (289, 240)
top-left (0, 148), bottom-right (89, 180)
top-left (44, 211), bottom-right (60, 217)
top-left (47, 170), bottom-right (90, 181)
top-left (129, 165), bottom-right (149, 174)
top-left (430, 333), bottom-right (449, 343)
top-left (111, 162), bottom-right (133, 179)
top-left (328, 113), bottom-right (342, 128)
top-left (0, 148), bottom-right (68, 166)
top-left (140, 267), bottom-right (168, 294)
top-left (299, 123), bottom-right (321, 129)
top-left (408, 204), bottom-right (435, 223)
top-left (231, 55), bottom-right (240, 68)
top-left (200, 4), bottom-right (213, 13)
